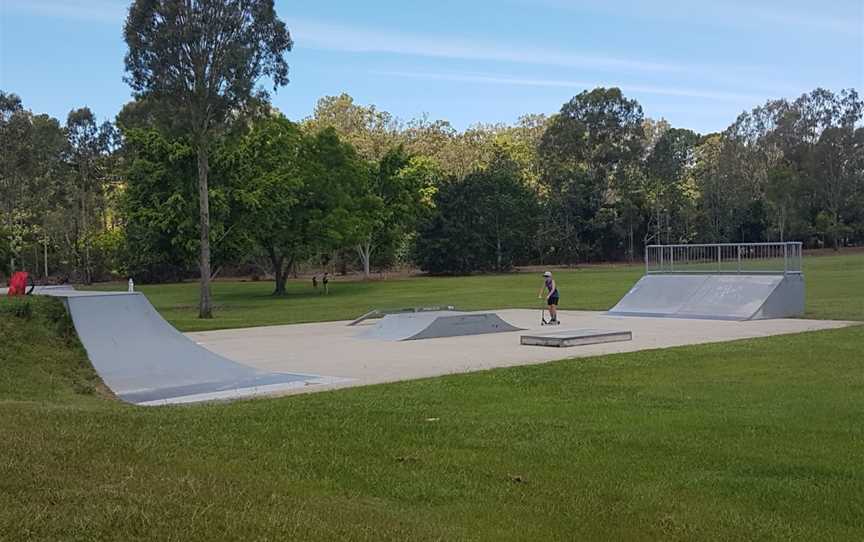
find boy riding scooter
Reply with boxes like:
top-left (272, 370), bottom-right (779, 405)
top-left (537, 271), bottom-right (560, 325)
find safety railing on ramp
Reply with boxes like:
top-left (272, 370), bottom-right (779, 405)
top-left (645, 242), bottom-right (802, 275)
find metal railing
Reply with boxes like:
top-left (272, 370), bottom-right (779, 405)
top-left (645, 242), bottom-right (803, 275)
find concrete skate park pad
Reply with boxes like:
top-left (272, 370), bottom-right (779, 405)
top-left (521, 328), bottom-right (633, 347)
top-left (608, 274), bottom-right (805, 320)
top-left (358, 310), bottom-right (522, 341)
top-left (43, 291), bottom-right (347, 405)
top-left (190, 309), bottom-right (855, 397)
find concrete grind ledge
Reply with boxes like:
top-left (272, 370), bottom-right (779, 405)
top-left (521, 328), bottom-right (633, 347)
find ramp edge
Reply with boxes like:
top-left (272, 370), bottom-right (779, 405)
top-left (520, 329), bottom-right (633, 347)
top-left (131, 375), bottom-right (353, 406)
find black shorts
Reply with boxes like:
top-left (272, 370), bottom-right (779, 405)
top-left (547, 294), bottom-right (559, 306)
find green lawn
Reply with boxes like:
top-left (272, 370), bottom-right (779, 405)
top-left (1, 296), bottom-right (862, 540)
top-left (801, 253), bottom-right (864, 321)
top-left (88, 252), bottom-right (864, 332)
top-left (4, 252), bottom-right (863, 540)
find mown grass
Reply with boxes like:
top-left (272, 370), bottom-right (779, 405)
top-left (802, 253), bottom-right (864, 320)
top-left (84, 252), bottom-right (864, 331)
top-left (1, 296), bottom-right (862, 541)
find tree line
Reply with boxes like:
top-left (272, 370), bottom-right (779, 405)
top-left (3, 85), bottom-right (860, 286)
top-left (1, 1), bottom-right (861, 313)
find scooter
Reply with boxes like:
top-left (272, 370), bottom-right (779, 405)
top-left (539, 298), bottom-right (560, 326)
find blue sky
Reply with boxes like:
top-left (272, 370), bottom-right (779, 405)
top-left (1, 0), bottom-right (861, 133)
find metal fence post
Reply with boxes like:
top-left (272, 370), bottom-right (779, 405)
top-left (799, 243), bottom-right (803, 273)
top-left (783, 243), bottom-right (788, 274)
top-left (717, 245), bottom-right (721, 272)
top-left (737, 245), bottom-right (741, 273)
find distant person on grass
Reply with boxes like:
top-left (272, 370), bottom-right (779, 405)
top-left (538, 271), bottom-right (560, 323)
top-left (322, 272), bottom-right (329, 295)
top-left (312, 274), bottom-right (318, 290)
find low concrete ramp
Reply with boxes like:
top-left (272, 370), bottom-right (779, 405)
top-left (521, 329), bottom-right (632, 347)
top-left (47, 291), bottom-right (344, 405)
top-left (347, 305), bottom-right (457, 326)
top-left (608, 274), bottom-right (804, 320)
top-left (360, 311), bottom-right (522, 341)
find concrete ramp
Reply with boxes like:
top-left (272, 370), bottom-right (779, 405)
top-left (521, 329), bottom-right (633, 347)
top-left (608, 274), bottom-right (804, 320)
top-left (359, 311), bottom-right (522, 341)
top-left (45, 291), bottom-right (345, 405)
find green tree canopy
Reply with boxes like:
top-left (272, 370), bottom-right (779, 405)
top-left (228, 118), bottom-right (360, 294)
top-left (538, 88), bottom-right (645, 262)
top-left (124, 0), bottom-right (293, 317)
top-left (416, 152), bottom-right (537, 274)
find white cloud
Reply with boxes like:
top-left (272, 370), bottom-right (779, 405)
top-left (372, 70), bottom-right (767, 103)
top-left (289, 18), bottom-right (684, 74)
top-left (523, 0), bottom-right (863, 38)
top-left (4, 4), bottom-right (785, 82)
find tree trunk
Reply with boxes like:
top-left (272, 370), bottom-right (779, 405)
top-left (197, 144), bottom-right (213, 318)
top-left (356, 239), bottom-right (373, 278)
top-left (833, 212), bottom-right (841, 251)
top-left (269, 247), bottom-right (286, 295)
top-left (778, 208), bottom-right (785, 242)
top-left (628, 224), bottom-right (634, 263)
top-left (81, 186), bottom-right (91, 284)
top-left (338, 250), bottom-right (347, 275)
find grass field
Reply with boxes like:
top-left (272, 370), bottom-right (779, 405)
top-left (90, 252), bottom-right (864, 331)
top-left (1, 296), bottom-right (862, 540)
top-left (2, 251), bottom-right (862, 540)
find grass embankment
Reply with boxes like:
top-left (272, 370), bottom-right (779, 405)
top-left (1, 296), bottom-right (863, 540)
top-left (84, 252), bottom-right (863, 331)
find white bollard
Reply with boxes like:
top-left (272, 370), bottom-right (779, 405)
top-left (128, 278), bottom-right (134, 292)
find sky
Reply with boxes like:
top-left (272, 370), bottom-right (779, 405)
top-left (1, 0), bottom-right (862, 133)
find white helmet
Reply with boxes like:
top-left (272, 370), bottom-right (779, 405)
top-left (543, 271), bottom-right (552, 277)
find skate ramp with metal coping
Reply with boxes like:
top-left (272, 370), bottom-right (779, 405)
top-left (43, 291), bottom-right (346, 406)
top-left (358, 310), bottom-right (522, 341)
top-left (608, 273), bottom-right (804, 320)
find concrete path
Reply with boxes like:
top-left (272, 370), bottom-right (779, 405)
top-left (187, 309), bottom-right (856, 397)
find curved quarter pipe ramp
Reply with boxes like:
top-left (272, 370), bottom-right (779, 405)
top-left (45, 291), bottom-right (346, 405)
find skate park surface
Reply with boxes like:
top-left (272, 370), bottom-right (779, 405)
top-left (188, 308), bottom-right (853, 397)
top-left (20, 272), bottom-right (855, 404)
